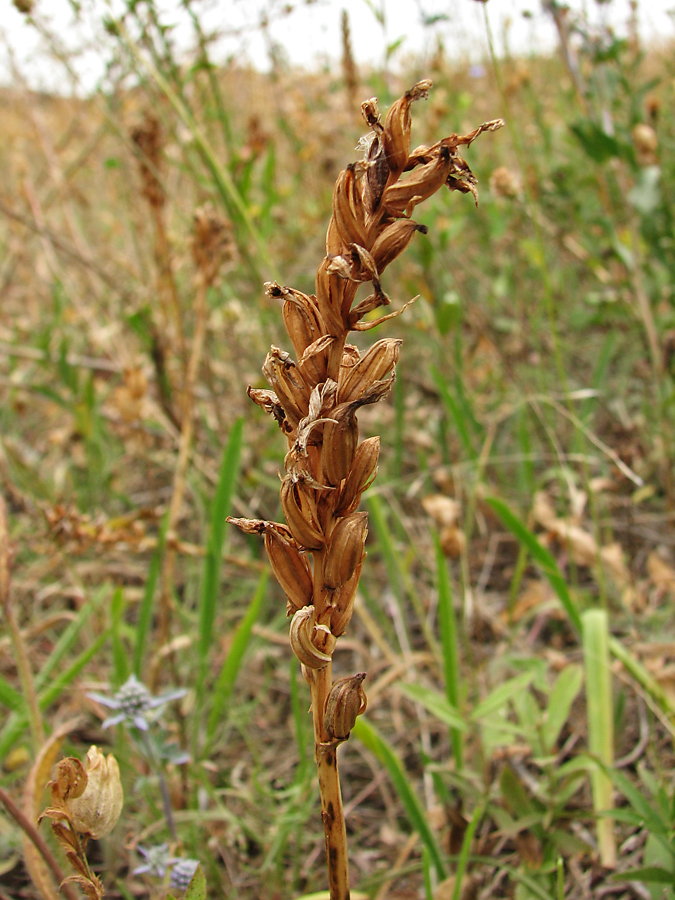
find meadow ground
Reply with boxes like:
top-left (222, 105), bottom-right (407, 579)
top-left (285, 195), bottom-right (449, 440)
top-left (1, 3), bottom-right (675, 899)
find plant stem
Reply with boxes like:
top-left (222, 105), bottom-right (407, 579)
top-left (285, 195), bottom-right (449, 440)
top-left (0, 787), bottom-right (78, 900)
top-left (309, 665), bottom-right (350, 900)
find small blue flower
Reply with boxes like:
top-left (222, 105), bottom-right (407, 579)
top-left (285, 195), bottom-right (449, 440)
top-left (88, 675), bottom-right (186, 731)
top-left (169, 858), bottom-right (200, 892)
top-left (132, 843), bottom-right (180, 878)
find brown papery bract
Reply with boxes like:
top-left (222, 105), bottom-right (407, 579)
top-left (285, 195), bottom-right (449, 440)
top-left (227, 81), bottom-right (502, 900)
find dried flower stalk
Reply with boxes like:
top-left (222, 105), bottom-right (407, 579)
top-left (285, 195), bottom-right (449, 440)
top-left (229, 81), bottom-right (502, 899)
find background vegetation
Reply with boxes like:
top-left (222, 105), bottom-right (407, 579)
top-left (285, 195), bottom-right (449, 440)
top-left (2, 1), bottom-right (675, 899)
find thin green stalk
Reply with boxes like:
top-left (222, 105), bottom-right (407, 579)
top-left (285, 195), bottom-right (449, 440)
top-left (434, 531), bottom-right (463, 770)
top-left (582, 609), bottom-right (616, 868)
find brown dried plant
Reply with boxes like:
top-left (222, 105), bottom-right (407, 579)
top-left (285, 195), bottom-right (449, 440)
top-left (229, 81), bottom-right (502, 899)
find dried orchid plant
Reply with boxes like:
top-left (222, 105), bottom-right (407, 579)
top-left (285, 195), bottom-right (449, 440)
top-left (229, 81), bottom-right (502, 899)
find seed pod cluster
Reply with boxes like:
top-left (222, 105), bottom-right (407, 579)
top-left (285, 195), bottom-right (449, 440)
top-left (228, 82), bottom-right (501, 719)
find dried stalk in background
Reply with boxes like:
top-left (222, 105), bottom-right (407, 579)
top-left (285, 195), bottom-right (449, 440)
top-left (230, 81), bottom-right (502, 899)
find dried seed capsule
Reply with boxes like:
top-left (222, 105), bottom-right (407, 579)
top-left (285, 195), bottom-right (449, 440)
top-left (266, 282), bottom-right (326, 358)
top-left (280, 476), bottom-right (324, 550)
top-left (323, 673), bottom-right (367, 740)
top-left (321, 405), bottom-right (359, 486)
top-left (262, 347), bottom-right (309, 427)
top-left (323, 511), bottom-right (368, 590)
top-left (382, 80), bottom-right (433, 180)
top-left (370, 219), bottom-right (428, 274)
top-left (329, 563), bottom-right (362, 636)
top-left (67, 746), bottom-right (124, 840)
top-left (338, 339), bottom-right (401, 404)
top-left (264, 527), bottom-right (313, 616)
top-left (290, 605), bottom-right (335, 669)
top-left (335, 436), bottom-right (380, 516)
top-left (332, 165), bottom-right (368, 249)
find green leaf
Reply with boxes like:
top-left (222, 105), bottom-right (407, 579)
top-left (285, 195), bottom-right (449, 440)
top-left (570, 120), bottom-right (623, 163)
top-left (0, 674), bottom-right (23, 711)
top-left (542, 665), bottom-right (583, 753)
top-left (133, 511), bottom-right (167, 677)
top-left (432, 366), bottom-right (477, 461)
top-left (398, 683), bottom-right (468, 732)
top-left (206, 571), bottom-right (268, 743)
top-left (183, 865), bottom-right (206, 900)
top-left (484, 497), bottom-right (582, 633)
top-left (613, 867), bottom-right (675, 884)
top-left (470, 671), bottom-right (535, 721)
top-left (197, 417), bottom-right (244, 699)
top-left (352, 717), bottom-right (446, 879)
top-left (434, 531), bottom-right (463, 768)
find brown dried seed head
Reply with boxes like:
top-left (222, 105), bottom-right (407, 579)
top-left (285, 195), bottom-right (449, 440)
top-left (335, 436), bottom-right (380, 516)
top-left (324, 673), bottom-right (367, 739)
top-left (266, 282), bottom-right (326, 358)
top-left (371, 219), bottom-right (428, 273)
top-left (280, 477), bottom-right (324, 550)
top-left (321, 405), bottom-right (359, 486)
top-left (383, 80), bottom-right (432, 180)
top-left (338, 339), bottom-right (401, 403)
top-left (329, 562), bottom-right (362, 636)
top-left (67, 747), bottom-right (124, 840)
top-left (262, 347), bottom-right (309, 426)
top-left (264, 528), bottom-right (314, 615)
top-left (332, 165), bottom-right (368, 249)
top-left (290, 605), bottom-right (335, 668)
top-left (323, 511), bottom-right (368, 590)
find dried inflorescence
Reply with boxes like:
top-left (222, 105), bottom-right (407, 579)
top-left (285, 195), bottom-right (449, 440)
top-left (230, 82), bottom-right (502, 715)
top-left (229, 79), bottom-right (501, 898)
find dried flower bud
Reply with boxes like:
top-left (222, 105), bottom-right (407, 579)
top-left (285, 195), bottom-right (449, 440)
top-left (371, 219), bottom-right (428, 273)
top-left (267, 282), bottom-right (325, 358)
top-left (68, 746), bottom-right (123, 839)
top-left (262, 347), bottom-right (309, 427)
top-left (332, 165), bottom-right (368, 248)
top-left (321, 405), bottom-right (359, 486)
top-left (324, 673), bottom-right (367, 739)
top-left (323, 511), bottom-right (368, 589)
top-left (335, 436), bottom-right (380, 516)
top-left (264, 527), bottom-right (314, 615)
top-left (329, 563), bottom-right (362, 636)
top-left (338, 339), bottom-right (401, 404)
top-left (280, 477), bottom-right (325, 550)
top-left (290, 605), bottom-right (335, 668)
top-left (383, 80), bottom-right (433, 180)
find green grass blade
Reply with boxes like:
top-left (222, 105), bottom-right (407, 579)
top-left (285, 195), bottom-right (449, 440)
top-left (352, 716), bottom-right (447, 879)
top-left (197, 416), bottom-right (244, 701)
top-left (434, 531), bottom-right (463, 768)
top-left (470, 671), bottom-right (535, 722)
top-left (398, 683), bottom-right (468, 732)
top-left (36, 584), bottom-right (108, 689)
top-left (206, 570), bottom-right (268, 743)
top-left (133, 511), bottom-right (168, 677)
top-left (0, 629), bottom-right (110, 759)
top-left (431, 365), bottom-right (477, 461)
top-left (582, 609), bottom-right (615, 868)
top-left (485, 496), bottom-right (582, 633)
top-left (0, 674), bottom-right (23, 711)
top-left (111, 586), bottom-right (130, 686)
top-left (452, 802), bottom-right (484, 900)
top-left (608, 637), bottom-right (675, 716)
